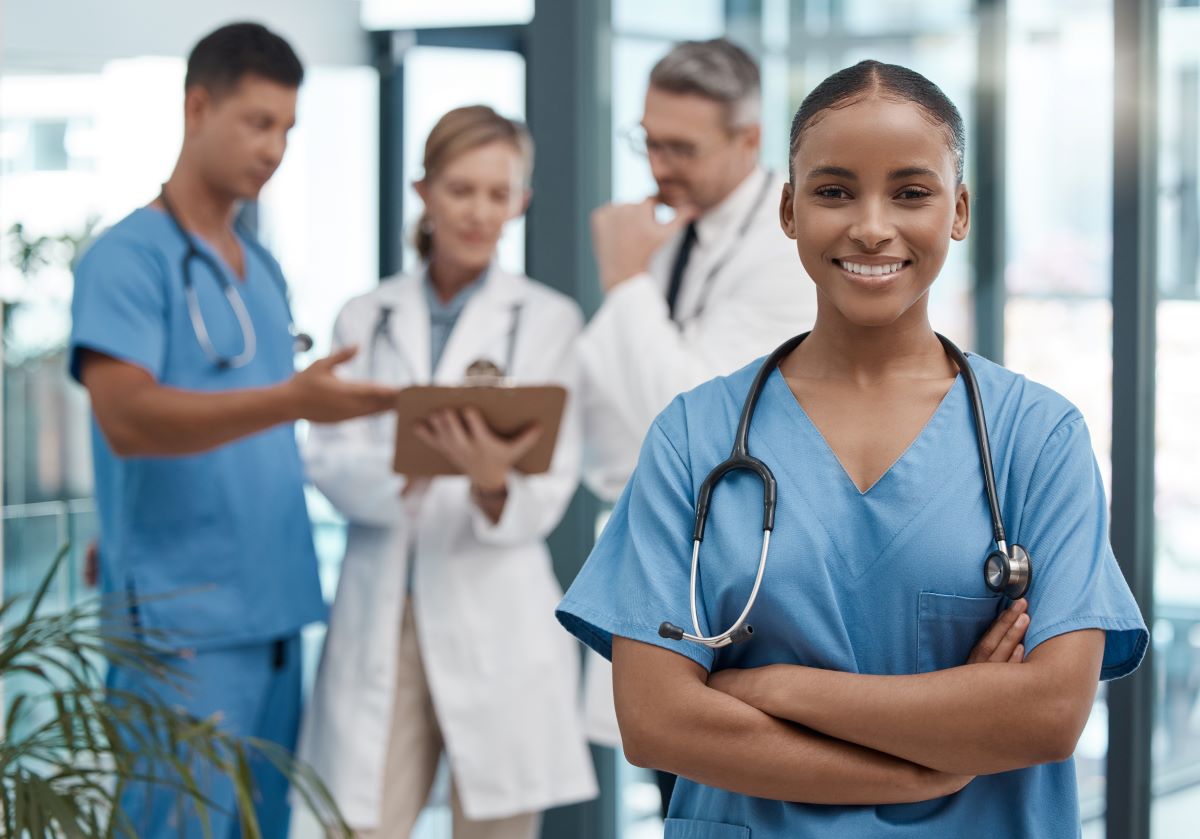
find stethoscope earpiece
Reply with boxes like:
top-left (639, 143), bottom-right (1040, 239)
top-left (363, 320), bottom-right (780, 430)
top-left (729, 624), bottom-right (754, 644)
top-left (658, 622), bottom-right (685, 641)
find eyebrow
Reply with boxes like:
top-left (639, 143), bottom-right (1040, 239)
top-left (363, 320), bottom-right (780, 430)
top-left (805, 165), bottom-right (856, 181)
top-left (888, 166), bottom-right (941, 180)
top-left (804, 165), bottom-right (943, 181)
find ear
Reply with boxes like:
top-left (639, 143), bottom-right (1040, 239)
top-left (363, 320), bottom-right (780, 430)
top-left (779, 182), bottom-right (798, 241)
top-left (413, 178), bottom-right (429, 204)
top-left (513, 189), bottom-right (532, 220)
top-left (951, 183), bottom-right (970, 241)
top-left (739, 122), bottom-right (762, 154)
top-left (183, 86), bottom-right (211, 135)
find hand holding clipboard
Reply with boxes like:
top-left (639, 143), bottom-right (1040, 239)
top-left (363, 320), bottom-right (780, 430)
top-left (393, 385), bottom-right (567, 476)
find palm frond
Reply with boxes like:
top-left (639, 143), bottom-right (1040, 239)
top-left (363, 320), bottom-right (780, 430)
top-left (2, 545), bottom-right (353, 838)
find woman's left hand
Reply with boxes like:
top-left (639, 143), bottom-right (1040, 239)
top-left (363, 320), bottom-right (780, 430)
top-left (413, 407), bottom-right (543, 492)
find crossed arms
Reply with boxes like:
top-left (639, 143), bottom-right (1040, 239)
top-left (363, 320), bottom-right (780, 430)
top-left (612, 599), bottom-right (1105, 805)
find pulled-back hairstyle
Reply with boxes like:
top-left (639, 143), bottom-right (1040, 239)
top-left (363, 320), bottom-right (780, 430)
top-left (788, 60), bottom-right (965, 183)
top-left (415, 105), bottom-right (534, 262)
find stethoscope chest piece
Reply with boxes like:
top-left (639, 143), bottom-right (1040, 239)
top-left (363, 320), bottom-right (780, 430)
top-left (984, 542), bottom-right (1032, 600)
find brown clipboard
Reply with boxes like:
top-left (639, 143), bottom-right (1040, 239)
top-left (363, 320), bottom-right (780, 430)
top-left (392, 385), bottom-right (567, 476)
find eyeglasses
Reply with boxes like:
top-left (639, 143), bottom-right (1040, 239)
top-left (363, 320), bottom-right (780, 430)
top-left (622, 125), bottom-right (735, 165)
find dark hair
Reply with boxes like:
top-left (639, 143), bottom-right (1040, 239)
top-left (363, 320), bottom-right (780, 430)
top-left (649, 38), bottom-right (761, 127)
top-left (185, 22), bottom-right (304, 97)
top-left (788, 60), bottom-right (965, 183)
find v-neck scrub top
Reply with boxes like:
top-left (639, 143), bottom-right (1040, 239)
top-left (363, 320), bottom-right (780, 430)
top-left (557, 352), bottom-right (1147, 839)
top-left (69, 207), bottom-right (325, 649)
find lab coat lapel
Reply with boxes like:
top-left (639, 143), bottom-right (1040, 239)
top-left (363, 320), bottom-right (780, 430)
top-left (378, 271), bottom-right (433, 384)
top-left (433, 267), bottom-right (525, 384)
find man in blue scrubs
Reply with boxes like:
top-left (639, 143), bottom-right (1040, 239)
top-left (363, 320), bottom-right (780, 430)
top-left (69, 23), bottom-right (399, 838)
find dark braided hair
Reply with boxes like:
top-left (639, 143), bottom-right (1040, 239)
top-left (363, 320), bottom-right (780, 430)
top-left (788, 60), bottom-right (965, 184)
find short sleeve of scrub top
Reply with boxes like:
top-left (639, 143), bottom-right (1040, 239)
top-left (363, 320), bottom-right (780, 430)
top-left (67, 211), bottom-right (325, 650)
top-left (1011, 414), bottom-right (1147, 679)
top-left (69, 235), bottom-right (168, 382)
top-left (557, 397), bottom-right (716, 672)
top-left (557, 357), bottom-right (1148, 838)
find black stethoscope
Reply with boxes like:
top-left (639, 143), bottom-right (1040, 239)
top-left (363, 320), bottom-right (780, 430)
top-left (158, 188), bottom-right (313, 369)
top-left (659, 332), bottom-right (1033, 649)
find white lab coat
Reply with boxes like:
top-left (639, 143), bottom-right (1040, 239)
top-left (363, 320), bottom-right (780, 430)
top-left (297, 267), bottom-right (598, 827)
top-left (579, 166), bottom-right (818, 745)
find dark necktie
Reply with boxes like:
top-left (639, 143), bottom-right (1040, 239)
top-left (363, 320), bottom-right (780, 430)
top-left (664, 221), bottom-right (698, 321)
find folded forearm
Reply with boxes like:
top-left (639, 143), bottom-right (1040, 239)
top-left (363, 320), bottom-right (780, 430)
top-left (748, 664), bottom-right (1074, 775)
top-left (621, 679), bottom-right (963, 805)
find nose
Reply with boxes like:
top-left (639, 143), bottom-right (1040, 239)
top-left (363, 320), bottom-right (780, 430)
top-left (468, 194), bottom-right (491, 223)
top-left (264, 131), bottom-right (287, 169)
top-left (648, 150), bottom-right (677, 184)
top-left (847, 197), bottom-right (896, 251)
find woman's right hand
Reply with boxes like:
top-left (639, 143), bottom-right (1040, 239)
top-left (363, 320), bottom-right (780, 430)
top-left (967, 598), bottom-right (1030, 665)
top-left (908, 600), bottom-right (1031, 800)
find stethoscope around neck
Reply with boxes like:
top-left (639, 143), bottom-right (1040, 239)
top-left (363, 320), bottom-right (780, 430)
top-left (158, 187), bottom-right (313, 369)
top-left (367, 286), bottom-right (524, 385)
top-left (658, 331), bottom-right (1033, 650)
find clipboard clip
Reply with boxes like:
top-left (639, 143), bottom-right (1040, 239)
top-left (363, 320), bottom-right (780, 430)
top-left (462, 358), bottom-right (511, 387)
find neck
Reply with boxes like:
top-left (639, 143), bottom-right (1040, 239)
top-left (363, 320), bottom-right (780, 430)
top-left (160, 161), bottom-right (238, 238)
top-left (428, 252), bottom-right (486, 303)
top-left (792, 297), bottom-right (955, 384)
top-left (700, 158), bottom-right (758, 216)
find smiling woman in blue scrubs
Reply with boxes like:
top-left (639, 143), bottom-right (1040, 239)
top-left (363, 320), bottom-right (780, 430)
top-left (556, 61), bottom-right (1148, 838)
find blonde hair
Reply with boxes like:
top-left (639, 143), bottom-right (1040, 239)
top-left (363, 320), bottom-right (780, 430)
top-left (414, 105), bottom-right (534, 262)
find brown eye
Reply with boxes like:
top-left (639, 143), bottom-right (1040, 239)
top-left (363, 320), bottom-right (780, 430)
top-left (815, 186), bottom-right (851, 200)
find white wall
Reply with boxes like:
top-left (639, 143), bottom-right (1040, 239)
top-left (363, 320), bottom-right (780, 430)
top-left (1, 0), bottom-right (371, 72)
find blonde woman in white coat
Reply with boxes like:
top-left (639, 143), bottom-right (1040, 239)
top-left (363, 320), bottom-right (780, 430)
top-left (298, 106), bottom-right (597, 839)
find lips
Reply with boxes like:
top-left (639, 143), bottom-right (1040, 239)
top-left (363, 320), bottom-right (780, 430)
top-left (834, 258), bottom-right (911, 278)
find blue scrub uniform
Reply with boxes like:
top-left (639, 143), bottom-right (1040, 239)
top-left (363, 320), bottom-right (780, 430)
top-left (557, 353), bottom-right (1147, 839)
top-left (69, 207), bottom-right (327, 838)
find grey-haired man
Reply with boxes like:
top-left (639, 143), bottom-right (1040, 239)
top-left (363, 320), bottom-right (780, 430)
top-left (579, 37), bottom-right (817, 819)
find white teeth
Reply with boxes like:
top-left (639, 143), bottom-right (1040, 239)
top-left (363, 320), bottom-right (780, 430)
top-left (838, 260), bottom-right (905, 276)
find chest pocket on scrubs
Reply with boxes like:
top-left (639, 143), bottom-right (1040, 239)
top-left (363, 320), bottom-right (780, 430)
top-left (916, 591), bottom-right (1001, 673)
top-left (663, 819), bottom-right (750, 839)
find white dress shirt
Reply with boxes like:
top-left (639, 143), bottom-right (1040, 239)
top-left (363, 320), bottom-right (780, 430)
top-left (580, 165), bottom-right (818, 501)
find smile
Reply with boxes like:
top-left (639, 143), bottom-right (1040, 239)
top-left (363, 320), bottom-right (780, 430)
top-left (834, 259), bottom-right (911, 278)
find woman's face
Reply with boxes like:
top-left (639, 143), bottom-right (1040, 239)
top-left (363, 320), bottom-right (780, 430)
top-left (780, 96), bottom-right (969, 329)
top-left (416, 139), bottom-right (528, 271)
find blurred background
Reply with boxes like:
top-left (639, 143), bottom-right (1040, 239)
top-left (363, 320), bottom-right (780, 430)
top-left (0, 1), bottom-right (1194, 837)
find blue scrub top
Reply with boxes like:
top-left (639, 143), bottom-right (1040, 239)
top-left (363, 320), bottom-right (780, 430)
top-left (557, 353), bottom-right (1147, 839)
top-left (69, 207), bottom-right (326, 650)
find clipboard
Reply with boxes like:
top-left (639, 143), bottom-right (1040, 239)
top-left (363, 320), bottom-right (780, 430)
top-left (393, 385), bottom-right (567, 476)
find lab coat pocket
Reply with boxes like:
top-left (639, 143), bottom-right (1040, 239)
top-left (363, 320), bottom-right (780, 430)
top-left (916, 591), bottom-right (1002, 673)
top-left (663, 819), bottom-right (750, 839)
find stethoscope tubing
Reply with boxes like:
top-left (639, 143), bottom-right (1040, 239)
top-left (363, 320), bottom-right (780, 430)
top-left (668, 331), bottom-right (1022, 650)
top-left (159, 188), bottom-right (309, 368)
